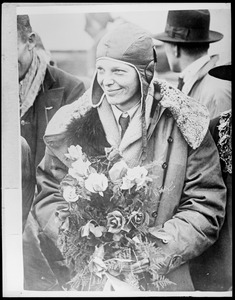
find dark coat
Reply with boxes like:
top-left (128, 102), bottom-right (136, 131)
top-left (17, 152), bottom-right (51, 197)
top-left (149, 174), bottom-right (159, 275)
top-left (23, 88), bottom-right (226, 291)
top-left (189, 112), bottom-right (232, 291)
top-left (21, 136), bottom-right (35, 232)
top-left (20, 64), bottom-right (86, 172)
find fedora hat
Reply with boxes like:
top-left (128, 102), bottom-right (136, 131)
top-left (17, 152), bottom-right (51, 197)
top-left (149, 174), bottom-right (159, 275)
top-left (154, 10), bottom-right (223, 43)
top-left (209, 65), bottom-right (231, 81)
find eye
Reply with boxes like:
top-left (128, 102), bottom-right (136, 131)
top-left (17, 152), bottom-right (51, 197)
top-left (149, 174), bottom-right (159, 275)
top-left (113, 69), bottom-right (126, 75)
top-left (97, 66), bottom-right (104, 73)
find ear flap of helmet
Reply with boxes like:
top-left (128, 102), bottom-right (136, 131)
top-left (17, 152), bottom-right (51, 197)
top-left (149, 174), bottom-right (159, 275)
top-left (91, 73), bottom-right (104, 107)
top-left (144, 46), bottom-right (159, 84)
top-left (144, 60), bottom-right (154, 84)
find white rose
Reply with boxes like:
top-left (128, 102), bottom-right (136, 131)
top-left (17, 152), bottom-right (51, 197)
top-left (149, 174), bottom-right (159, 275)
top-left (85, 173), bottom-right (108, 196)
top-left (63, 185), bottom-right (79, 202)
top-left (121, 166), bottom-right (151, 190)
top-left (65, 145), bottom-right (83, 160)
top-left (109, 160), bottom-right (128, 183)
top-left (69, 158), bottom-right (91, 179)
top-left (120, 176), bottom-right (135, 190)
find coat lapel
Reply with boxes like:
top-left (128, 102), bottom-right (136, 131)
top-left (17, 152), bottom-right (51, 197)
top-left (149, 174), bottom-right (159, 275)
top-left (96, 94), bottom-right (157, 157)
top-left (97, 97), bottom-right (121, 148)
top-left (41, 68), bottom-right (65, 123)
top-left (120, 92), bottom-right (155, 150)
top-left (119, 106), bottom-right (142, 150)
top-left (37, 88), bottom-right (65, 124)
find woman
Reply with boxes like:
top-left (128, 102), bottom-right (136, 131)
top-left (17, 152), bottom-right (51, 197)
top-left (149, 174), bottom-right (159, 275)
top-left (23, 22), bottom-right (226, 291)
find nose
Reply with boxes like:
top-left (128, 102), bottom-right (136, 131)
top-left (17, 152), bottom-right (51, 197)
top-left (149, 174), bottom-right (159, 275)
top-left (102, 76), bottom-right (115, 87)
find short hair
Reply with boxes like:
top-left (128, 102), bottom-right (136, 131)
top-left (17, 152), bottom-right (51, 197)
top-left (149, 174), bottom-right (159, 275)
top-left (17, 15), bottom-right (32, 42)
top-left (179, 43), bottom-right (210, 56)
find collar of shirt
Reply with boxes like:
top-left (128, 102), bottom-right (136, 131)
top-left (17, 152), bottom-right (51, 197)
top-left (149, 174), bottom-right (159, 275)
top-left (111, 101), bottom-right (141, 129)
top-left (179, 55), bottom-right (211, 84)
top-left (179, 55), bottom-right (210, 94)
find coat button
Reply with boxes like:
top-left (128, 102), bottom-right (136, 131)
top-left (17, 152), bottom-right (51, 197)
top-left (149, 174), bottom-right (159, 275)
top-left (21, 120), bottom-right (29, 125)
top-left (152, 211), bottom-right (158, 218)
top-left (162, 239), bottom-right (169, 244)
top-left (167, 136), bottom-right (173, 143)
top-left (162, 162), bottom-right (168, 169)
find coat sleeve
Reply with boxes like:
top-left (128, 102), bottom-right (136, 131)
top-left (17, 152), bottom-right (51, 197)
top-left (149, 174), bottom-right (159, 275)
top-left (32, 142), bottom-right (69, 243)
top-left (149, 130), bottom-right (227, 275)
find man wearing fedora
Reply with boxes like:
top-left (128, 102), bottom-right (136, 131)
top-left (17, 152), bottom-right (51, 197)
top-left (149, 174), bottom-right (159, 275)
top-left (154, 9), bottom-right (231, 119)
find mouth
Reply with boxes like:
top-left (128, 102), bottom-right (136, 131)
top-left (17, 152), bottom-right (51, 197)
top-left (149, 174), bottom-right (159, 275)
top-left (105, 88), bottom-right (122, 96)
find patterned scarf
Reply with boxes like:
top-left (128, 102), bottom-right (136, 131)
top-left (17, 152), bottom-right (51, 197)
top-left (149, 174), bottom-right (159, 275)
top-left (19, 49), bottom-right (47, 117)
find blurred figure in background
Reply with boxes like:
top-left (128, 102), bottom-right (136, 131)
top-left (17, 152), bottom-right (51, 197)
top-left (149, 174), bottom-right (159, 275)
top-left (85, 12), bottom-right (126, 80)
top-left (190, 64), bottom-right (232, 291)
top-left (85, 12), bottom-right (114, 41)
top-left (18, 14), bottom-right (86, 175)
top-left (154, 10), bottom-right (231, 119)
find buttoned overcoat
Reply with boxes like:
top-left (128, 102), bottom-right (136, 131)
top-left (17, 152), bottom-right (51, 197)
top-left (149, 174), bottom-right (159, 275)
top-left (23, 87), bottom-right (226, 291)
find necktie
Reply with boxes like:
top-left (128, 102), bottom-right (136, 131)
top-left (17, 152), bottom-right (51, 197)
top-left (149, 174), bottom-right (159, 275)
top-left (177, 77), bottom-right (185, 91)
top-left (119, 113), bottom-right (130, 138)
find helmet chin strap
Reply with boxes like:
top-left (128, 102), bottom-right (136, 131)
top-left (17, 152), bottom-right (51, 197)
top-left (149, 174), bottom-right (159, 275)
top-left (152, 46), bottom-right (162, 103)
top-left (140, 46), bottom-right (162, 164)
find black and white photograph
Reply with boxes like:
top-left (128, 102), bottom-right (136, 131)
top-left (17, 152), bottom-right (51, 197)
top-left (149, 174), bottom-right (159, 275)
top-left (2, 2), bottom-right (232, 297)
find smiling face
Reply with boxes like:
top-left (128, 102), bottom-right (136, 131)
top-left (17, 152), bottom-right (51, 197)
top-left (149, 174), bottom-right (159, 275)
top-left (96, 59), bottom-right (141, 111)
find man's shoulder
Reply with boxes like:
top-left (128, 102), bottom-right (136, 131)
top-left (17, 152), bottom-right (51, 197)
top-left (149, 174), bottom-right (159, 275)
top-left (191, 72), bottom-right (231, 103)
top-left (199, 71), bottom-right (230, 91)
top-left (46, 64), bottom-right (84, 85)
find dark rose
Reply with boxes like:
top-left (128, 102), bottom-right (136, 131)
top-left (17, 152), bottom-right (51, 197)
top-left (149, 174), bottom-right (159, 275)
top-left (130, 211), bottom-right (145, 227)
top-left (106, 210), bottom-right (125, 234)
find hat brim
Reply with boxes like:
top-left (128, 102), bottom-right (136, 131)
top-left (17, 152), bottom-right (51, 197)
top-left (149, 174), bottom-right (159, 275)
top-left (209, 65), bottom-right (231, 81)
top-left (153, 30), bottom-right (223, 43)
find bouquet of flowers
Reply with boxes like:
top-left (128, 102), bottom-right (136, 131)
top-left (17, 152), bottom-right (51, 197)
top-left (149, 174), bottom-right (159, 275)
top-left (56, 145), bottom-right (176, 291)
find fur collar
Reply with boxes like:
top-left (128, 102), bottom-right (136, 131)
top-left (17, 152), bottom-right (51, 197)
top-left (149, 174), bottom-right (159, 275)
top-left (45, 82), bottom-right (210, 152)
top-left (155, 79), bottom-right (210, 149)
top-left (65, 107), bottom-right (110, 157)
